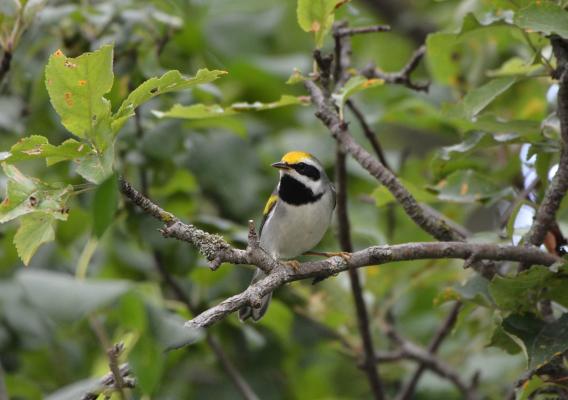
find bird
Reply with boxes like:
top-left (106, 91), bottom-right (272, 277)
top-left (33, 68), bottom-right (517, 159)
top-left (239, 151), bottom-right (337, 322)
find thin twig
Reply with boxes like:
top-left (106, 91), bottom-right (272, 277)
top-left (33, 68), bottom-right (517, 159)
top-left (336, 147), bottom-right (385, 399)
top-left (346, 100), bottom-right (391, 170)
top-left (361, 46), bottom-right (429, 92)
top-left (81, 364), bottom-right (135, 400)
top-left (395, 302), bottom-right (462, 400)
top-left (107, 343), bottom-right (127, 400)
top-left (0, 50), bottom-right (12, 86)
top-left (334, 24), bottom-right (391, 37)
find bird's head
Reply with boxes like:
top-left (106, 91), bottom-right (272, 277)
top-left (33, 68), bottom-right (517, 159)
top-left (272, 151), bottom-right (328, 194)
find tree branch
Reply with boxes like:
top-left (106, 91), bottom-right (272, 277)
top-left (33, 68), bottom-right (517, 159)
top-left (361, 46), bottom-right (429, 92)
top-left (81, 363), bottom-right (135, 400)
top-left (120, 179), bottom-right (560, 330)
top-left (383, 310), bottom-right (478, 399)
top-left (336, 147), bottom-right (385, 399)
top-left (304, 78), bottom-right (463, 243)
top-left (107, 343), bottom-right (127, 400)
top-left (334, 24), bottom-right (391, 37)
top-left (395, 302), bottom-right (462, 400)
top-left (0, 50), bottom-right (12, 86)
top-left (521, 36), bottom-right (568, 249)
top-left (346, 100), bottom-right (392, 170)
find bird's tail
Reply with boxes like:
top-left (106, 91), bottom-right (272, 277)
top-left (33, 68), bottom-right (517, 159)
top-left (238, 268), bottom-right (272, 322)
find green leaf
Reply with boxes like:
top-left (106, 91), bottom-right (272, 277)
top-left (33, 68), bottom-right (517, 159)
top-left (429, 169), bottom-right (514, 204)
top-left (489, 266), bottom-right (552, 313)
top-left (0, 163), bottom-right (72, 223)
top-left (45, 45), bottom-right (114, 151)
top-left (5, 135), bottom-right (91, 165)
top-left (530, 313), bottom-right (568, 369)
top-left (331, 76), bottom-right (384, 119)
top-left (453, 274), bottom-right (492, 307)
top-left (129, 334), bottom-right (165, 394)
top-left (426, 13), bottom-right (517, 85)
top-left (17, 269), bottom-right (130, 322)
top-left (462, 77), bottom-right (517, 119)
top-left (487, 57), bottom-right (543, 78)
top-left (514, 3), bottom-right (568, 39)
top-left (296, 0), bottom-right (338, 47)
top-left (502, 313), bottom-right (545, 366)
top-left (75, 145), bottom-right (114, 184)
top-left (258, 299), bottom-right (294, 344)
top-left (373, 178), bottom-right (438, 207)
top-left (112, 68), bottom-right (227, 133)
top-left (92, 173), bottom-right (118, 237)
top-left (488, 325), bottom-right (522, 355)
top-left (14, 213), bottom-right (55, 265)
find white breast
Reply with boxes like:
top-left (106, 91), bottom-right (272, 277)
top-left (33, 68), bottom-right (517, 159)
top-left (260, 190), bottom-right (334, 259)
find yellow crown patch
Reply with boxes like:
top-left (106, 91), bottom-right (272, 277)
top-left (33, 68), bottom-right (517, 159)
top-left (281, 151), bottom-right (312, 165)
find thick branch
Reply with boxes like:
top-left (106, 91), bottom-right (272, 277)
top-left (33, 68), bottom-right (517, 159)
top-left (120, 179), bottom-right (560, 330)
top-left (186, 242), bottom-right (559, 329)
top-left (361, 45), bottom-right (429, 92)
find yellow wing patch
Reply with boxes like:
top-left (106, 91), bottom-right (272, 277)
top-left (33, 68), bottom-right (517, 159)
top-left (281, 151), bottom-right (312, 165)
top-left (263, 194), bottom-right (278, 215)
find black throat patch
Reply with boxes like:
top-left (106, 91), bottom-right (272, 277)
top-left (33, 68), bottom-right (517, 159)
top-left (279, 174), bottom-right (323, 205)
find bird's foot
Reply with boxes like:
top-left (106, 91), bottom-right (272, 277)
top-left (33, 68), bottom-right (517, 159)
top-left (283, 259), bottom-right (301, 272)
top-left (305, 251), bottom-right (352, 263)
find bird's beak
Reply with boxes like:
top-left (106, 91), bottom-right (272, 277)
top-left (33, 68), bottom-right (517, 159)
top-left (271, 161), bottom-right (291, 170)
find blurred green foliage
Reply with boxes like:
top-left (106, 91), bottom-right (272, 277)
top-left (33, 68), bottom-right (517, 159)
top-left (0, 0), bottom-right (568, 399)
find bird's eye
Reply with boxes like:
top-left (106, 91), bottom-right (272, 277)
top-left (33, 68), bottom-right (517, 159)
top-left (295, 163), bottom-right (307, 171)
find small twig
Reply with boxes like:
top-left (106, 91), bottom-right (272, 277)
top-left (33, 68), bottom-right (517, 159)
top-left (336, 146), bottom-right (385, 400)
top-left (396, 302), bottom-right (462, 400)
top-left (334, 24), bottom-right (391, 37)
top-left (346, 100), bottom-right (391, 170)
top-left (81, 364), bottom-right (135, 400)
top-left (361, 46), bottom-right (429, 92)
top-left (0, 50), bottom-right (12, 86)
top-left (107, 343), bottom-right (127, 400)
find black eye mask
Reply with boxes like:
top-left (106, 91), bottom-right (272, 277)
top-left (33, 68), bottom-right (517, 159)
top-left (292, 162), bottom-right (320, 180)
